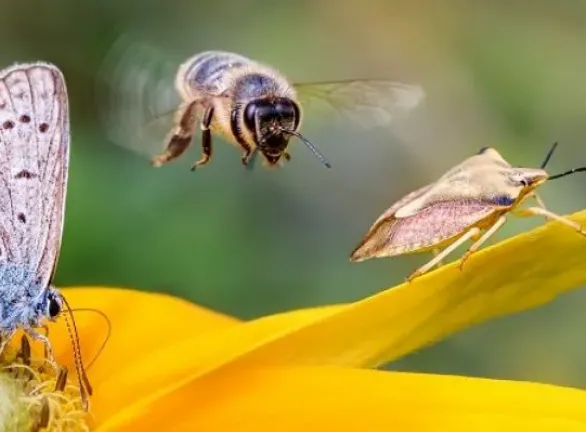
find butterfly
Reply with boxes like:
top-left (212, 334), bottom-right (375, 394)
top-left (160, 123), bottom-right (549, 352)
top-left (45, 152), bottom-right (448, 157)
top-left (0, 62), bottom-right (91, 408)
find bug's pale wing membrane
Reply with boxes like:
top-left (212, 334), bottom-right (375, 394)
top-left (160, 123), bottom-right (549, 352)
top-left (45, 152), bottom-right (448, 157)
top-left (295, 79), bottom-right (425, 128)
top-left (370, 184), bottom-right (434, 227)
top-left (0, 63), bottom-right (70, 288)
top-left (97, 35), bottom-right (185, 160)
top-left (350, 200), bottom-right (496, 261)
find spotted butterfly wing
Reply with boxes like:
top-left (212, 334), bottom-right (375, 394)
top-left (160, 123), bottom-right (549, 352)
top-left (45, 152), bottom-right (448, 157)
top-left (0, 63), bottom-right (69, 289)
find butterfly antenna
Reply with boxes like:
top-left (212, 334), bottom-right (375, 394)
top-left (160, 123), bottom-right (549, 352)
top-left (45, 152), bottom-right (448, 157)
top-left (541, 141), bottom-right (559, 169)
top-left (69, 307), bottom-right (112, 370)
top-left (279, 128), bottom-right (331, 168)
top-left (61, 295), bottom-right (92, 410)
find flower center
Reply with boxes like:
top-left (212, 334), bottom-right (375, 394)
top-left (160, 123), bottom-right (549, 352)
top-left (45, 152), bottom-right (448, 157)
top-left (0, 334), bottom-right (89, 431)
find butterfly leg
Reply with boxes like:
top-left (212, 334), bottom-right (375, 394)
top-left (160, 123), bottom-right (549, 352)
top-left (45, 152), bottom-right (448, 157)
top-left (406, 227), bottom-right (481, 282)
top-left (516, 207), bottom-right (586, 237)
top-left (459, 216), bottom-right (507, 271)
top-left (152, 99), bottom-right (199, 168)
top-left (0, 329), bottom-right (15, 356)
top-left (26, 328), bottom-right (57, 371)
top-left (190, 106), bottom-right (215, 171)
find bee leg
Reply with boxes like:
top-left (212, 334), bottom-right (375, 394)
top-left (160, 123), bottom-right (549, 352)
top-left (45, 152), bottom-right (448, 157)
top-left (191, 106), bottom-right (215, 171)
top-left (283, 151), bottom-right (292, 162)
top-left (239, 144), bottom-right (255, 167)
top-left (152, 100), bottom-right (199, 168)
top-left (243, 148), bottom-right (259, 171)
top-left (459, 216), bottom-right (507, 271)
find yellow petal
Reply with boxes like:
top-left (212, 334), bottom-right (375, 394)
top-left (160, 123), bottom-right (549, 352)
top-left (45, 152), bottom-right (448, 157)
top-left (47, 287), bottom-right (239, 388)
top-left (229, 210), bottom-right (586, 369)
top-left (112, 211), bottom-right (586, 375)
top-left (97, 366), bottom-right (586, 431)
top-left (90, 211), bottom-right (586, 424)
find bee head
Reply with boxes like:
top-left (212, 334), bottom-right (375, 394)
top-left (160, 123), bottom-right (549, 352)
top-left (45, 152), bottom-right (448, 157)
top-left (241, 97), bottom-right (331, 168)
top-left (243, 97), bottom-right (299, 163)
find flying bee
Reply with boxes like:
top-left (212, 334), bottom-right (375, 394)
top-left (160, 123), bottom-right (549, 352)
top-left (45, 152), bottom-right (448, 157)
top-left (153, 51), bottom-right (329, 170)
top-left (99, 40), bottom-right (425, 171)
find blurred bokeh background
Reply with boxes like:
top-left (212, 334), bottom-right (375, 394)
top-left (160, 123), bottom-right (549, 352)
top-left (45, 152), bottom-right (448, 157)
top-left (2, 0), bottom-right (586, 388)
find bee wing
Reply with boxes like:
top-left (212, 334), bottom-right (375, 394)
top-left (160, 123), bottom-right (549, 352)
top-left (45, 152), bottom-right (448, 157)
top-left (350, 199), bottom-right (496, 261)
top-left (0, 63), bottom-right (69, 288)
top-left (294, 79), bottom-right (425, 128)
top-left (97, 35), bottom-right (192, 160)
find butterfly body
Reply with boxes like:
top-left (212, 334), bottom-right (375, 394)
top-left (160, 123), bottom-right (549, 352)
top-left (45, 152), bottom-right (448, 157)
top-left (0, 263), bottom-right (60, 330)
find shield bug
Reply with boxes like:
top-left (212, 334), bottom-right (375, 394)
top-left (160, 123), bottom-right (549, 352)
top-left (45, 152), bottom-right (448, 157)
top-left (349, 143), bottom-right (586, 281)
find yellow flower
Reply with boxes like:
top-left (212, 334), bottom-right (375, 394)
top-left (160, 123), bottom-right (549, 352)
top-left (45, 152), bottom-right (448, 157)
top-left (8, 210), bottom-right (586, 431)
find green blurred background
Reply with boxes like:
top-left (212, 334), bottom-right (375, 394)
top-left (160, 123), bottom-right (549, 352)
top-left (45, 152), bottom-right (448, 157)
top-left (3, 0), bottom-right (586, 387)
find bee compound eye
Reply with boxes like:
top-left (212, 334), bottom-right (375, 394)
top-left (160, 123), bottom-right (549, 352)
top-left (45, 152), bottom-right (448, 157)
top-left (243, 102), bottom-right (258, 132)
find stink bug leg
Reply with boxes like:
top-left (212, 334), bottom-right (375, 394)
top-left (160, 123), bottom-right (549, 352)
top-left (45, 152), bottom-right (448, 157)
top-left (431, 248), bottom-right (444, 268)
top-left (459, 215), bottom-right (507, 271)
top-left (406, 227), bottom-right (481, 282)
top-left (515, 207), bottom-right (586, 237)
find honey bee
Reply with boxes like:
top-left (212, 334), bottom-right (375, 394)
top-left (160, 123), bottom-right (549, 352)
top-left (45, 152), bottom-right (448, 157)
top-left (99, 40), bottom-right (425, 170)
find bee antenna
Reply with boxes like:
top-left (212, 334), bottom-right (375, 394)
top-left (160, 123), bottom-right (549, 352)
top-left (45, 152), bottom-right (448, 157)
top-left (548, 167), bottom-right (586, 181)
top-left (60, 295), bottom-right (92, 410)
top-left (279, 128), bottom-right (331, 168)
top-left (541, 141), bottom-right (559, 169)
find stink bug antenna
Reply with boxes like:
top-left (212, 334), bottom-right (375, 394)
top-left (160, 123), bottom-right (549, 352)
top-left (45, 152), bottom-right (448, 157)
top-left (549, 166), bottom-right (586, 181)
top-left (279, 128), bottom-right (331, 168)
top-left (61, 295), bottom-right (92, 410)
top-left (541, 141), bottom-right (558, 169)
top-left (540, 141), bottom-right (586, 180)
